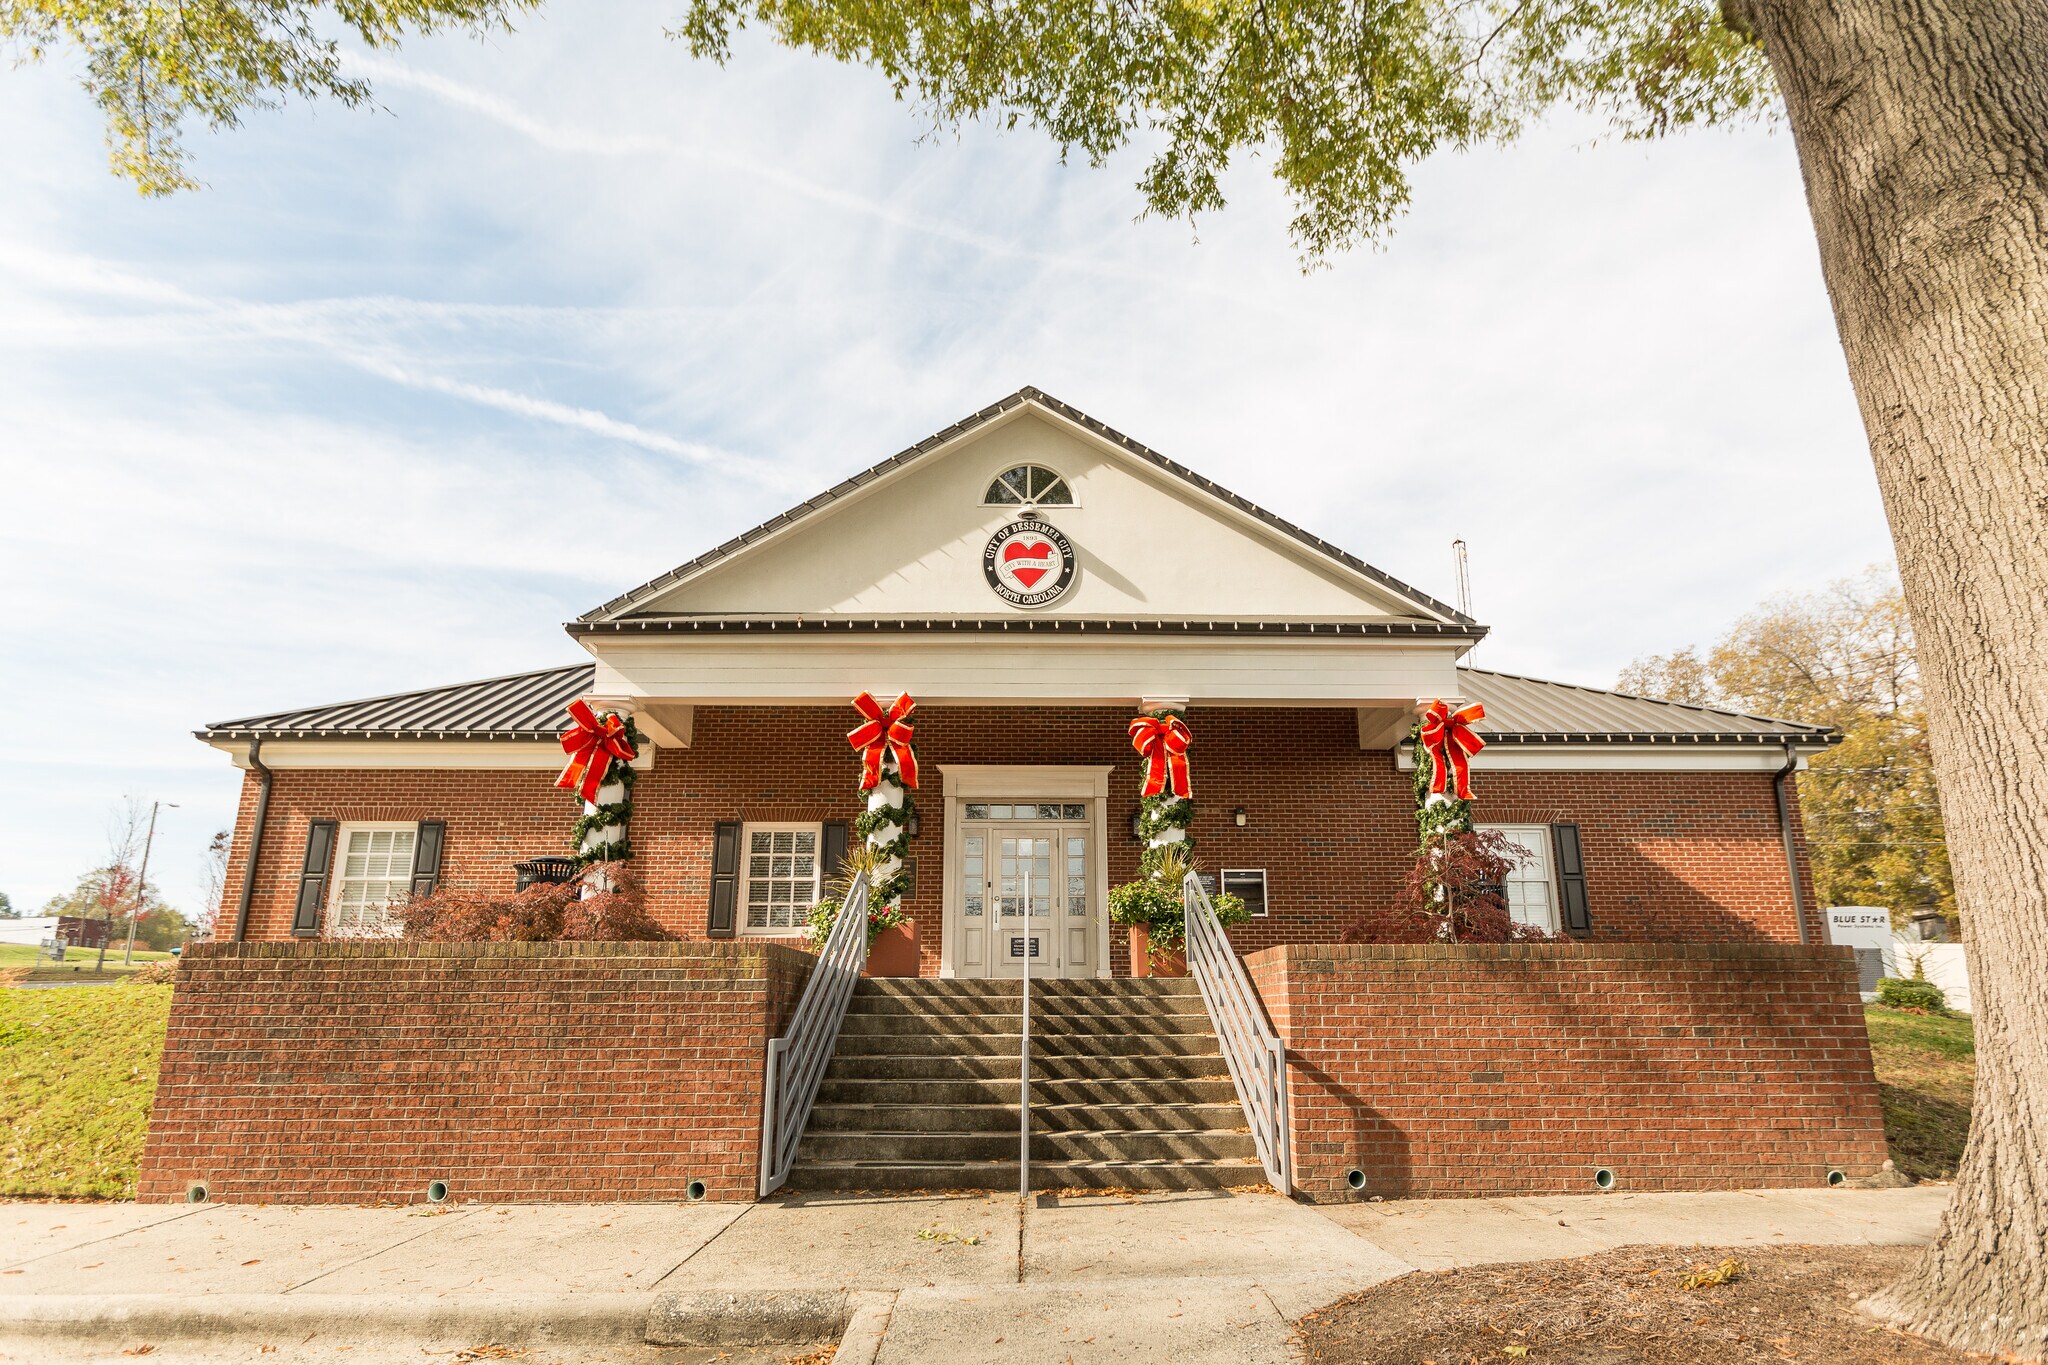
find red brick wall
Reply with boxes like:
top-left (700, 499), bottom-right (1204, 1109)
top-left (221, 707), bottom-right (1821, 966)
top-left (1246, 943), bottom-right (1888, 1202)
top-left (138, 940), bottom-right (813, 1204)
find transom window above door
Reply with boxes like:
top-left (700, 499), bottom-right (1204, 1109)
top-left (983, 465), bottom-right (1074, 506)
top-left (964, 801), bottom-right (1088, 821)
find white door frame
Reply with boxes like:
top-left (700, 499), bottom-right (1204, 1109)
top-left (938, 764), bottom-right (1114, 979)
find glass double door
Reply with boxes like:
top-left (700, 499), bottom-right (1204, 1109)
top-left (958, 819), bottom-right (1094, 978)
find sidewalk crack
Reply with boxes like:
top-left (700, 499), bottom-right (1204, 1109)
top-left (2, 1203), bottom-right (219, 1271)
top-left (281, 1207), bottom-right (479, 1293)
top-left (646, 1204), bottom-right (753, 1289)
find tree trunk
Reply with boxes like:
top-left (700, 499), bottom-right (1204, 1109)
top-left (1740, 0), bottom-right (2048, 1356)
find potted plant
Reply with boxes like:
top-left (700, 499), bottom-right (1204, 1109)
top-left (806, 845), bottom-right (919, 976)
top-left (1108, 845), bottom-right (1248, 977)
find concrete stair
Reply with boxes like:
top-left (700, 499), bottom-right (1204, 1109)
top-left (788, 978), bottom-right (1265, 1193)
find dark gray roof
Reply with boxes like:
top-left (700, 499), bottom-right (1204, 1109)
top-left (198, 664), bottom-right (594, 741)
top-left (1458, 669), bottom-right (1837, 746)
top-left (578, 387), bottom-right (1479, 629)
top-left (199, 662), bottom-right (1834, 746)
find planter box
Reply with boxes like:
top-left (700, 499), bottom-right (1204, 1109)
top-left (1126, 924), bottom-right (1186, 978)
top-left (864, 921), bottom-right (920, 978)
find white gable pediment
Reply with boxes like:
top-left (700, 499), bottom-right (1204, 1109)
top-left (615, 401), bottom-right (1455, 624)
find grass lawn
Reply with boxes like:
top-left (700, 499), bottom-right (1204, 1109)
top-left (0, 941), bottom-right (179, 985)
top-left (1864, 1004), bottom-right (1975, 1182)
top-left (0, 984), bottom-right (173, 1199)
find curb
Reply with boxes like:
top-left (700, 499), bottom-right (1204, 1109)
top-left (0, 1289), bottom-right (845, 1349)
top-left (646, 1288), bottom-right (851, 1346)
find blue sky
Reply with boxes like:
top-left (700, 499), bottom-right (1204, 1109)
top-left (0, 7), bottom-right (1892, 919)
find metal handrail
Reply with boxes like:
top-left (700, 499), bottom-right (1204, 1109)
top-left (759, 870), bottom-right (871, 1197)
top-left (1182, 871), bottom-right (1292, 1195)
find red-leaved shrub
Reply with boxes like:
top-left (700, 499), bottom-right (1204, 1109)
top-left (400, 863), bottom-right (671, 943)
top-left (1340, 828), bottom-right (1559, 944)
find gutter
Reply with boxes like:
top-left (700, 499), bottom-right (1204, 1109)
top-left (230, 738), bottom-right (274, 943)
top-left (1773, 742), bottom-right (1811, 945)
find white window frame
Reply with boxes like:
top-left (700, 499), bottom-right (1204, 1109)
top-left (981, 463), bottom-right (1078, 508)
top-left (327, 822), bottom-right (418, 938)
top-left (739, 822), bottom-right (824, 938)
top-left (1481, 824), bottom-right (1561, 934)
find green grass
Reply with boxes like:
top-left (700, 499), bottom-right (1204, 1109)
top-left (0, 984), bottom-right (173, 1198)
top-left (1865, 1003), bottom-right (1976, 1182)
top-left (0, 942), bottom-right (179, 983)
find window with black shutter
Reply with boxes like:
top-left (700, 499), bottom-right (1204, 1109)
top-left (1552, 823), bottom-right (1593, 938)
top-left (708, 821), bottom-right (741, 938)
top-left (292, 820), bottom-right (338, 937)
top-left (410, 820), bottom-right (446, 898)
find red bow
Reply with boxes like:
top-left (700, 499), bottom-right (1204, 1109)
top-left (556, 700), bottom-right (637, 804)
top-left (1129, 713), bottom-right (1193, 799)
top-left (1419, 700), bottom-right (1487, 800)
top-left (849, 692), bottom-right (919, 790)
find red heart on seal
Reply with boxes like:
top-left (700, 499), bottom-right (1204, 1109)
top-left (1002, 538), bottom-right (1055, 588)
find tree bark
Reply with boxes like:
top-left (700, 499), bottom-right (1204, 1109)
top-left (1743, 0), bottom-right (2048, 1356)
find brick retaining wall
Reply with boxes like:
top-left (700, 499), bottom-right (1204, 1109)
top-left (1245, 943), bottom-right (1888, 1202)
top-left (137, 940), bottom-right (814, 1204)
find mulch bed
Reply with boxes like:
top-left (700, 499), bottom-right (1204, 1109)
top-left (1295, 1244), bottom-right (1998, 1363)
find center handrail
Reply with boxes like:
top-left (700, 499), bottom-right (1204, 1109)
top-left (1182, 871), bottom-right (1292, 1195)
top-left (759, 869), bottom-right (870, 1197)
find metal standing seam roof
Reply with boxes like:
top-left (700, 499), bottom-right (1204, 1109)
top-left (1456, 669), bottom-right (1838, 745)
top-left (576, 386), bottom-right (1480, 629)
top-left (198, 663), bottom-right (1836, 746)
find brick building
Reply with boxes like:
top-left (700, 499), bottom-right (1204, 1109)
top-left (200, 388), bottom-right (1836, 971)
top-left (153, 388), bottom-right (1886, 1203)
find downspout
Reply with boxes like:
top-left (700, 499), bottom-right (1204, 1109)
top-left (1773, 742), bottom-right (1810, 945)
top-left (230, 738), bottom-right (274, 943)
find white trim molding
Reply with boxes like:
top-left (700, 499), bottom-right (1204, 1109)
top-left (210, 740), bottom-right (658, 772)
top-left (1395, 743), bottom-right (1819, 773)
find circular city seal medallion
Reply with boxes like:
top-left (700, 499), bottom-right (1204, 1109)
top-left (983, 518), bottom-right (1077, 608)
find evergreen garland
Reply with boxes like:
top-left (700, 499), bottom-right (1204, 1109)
top-left (571, 712), bottom-right (646, 869)
top-left (1411, 722), bottom-right (1474, 847)
top-left (1135, 706), bottom-right (1196, 881)
top-left (860, 758), bottom-right (917, 909)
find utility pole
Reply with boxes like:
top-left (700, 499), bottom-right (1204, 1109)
top-left (120, 801), bottom-right (177, 966)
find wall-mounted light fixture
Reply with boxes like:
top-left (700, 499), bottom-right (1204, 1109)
top-left (1234, 807), bottom-right (1248, 828)
top-left (1129, 809), bottom-right (1144, 841)
top-left (908, 809), bottom-right (922, 838)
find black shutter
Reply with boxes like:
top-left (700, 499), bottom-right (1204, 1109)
top-left (821, 821), bottom-right (850, 885)
top-left (410, 820), bottom-right (446, 898)
top-left (708, 821), bottom-right (741, 939)
top-left (292, 820), bottom-right (338, 938)
top-left (1552, 823), bottom-right (1592, 938)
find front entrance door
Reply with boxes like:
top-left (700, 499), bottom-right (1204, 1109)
top-left (957, 805), bottom-right (1094, 979)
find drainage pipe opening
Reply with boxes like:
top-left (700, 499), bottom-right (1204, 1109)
top-left (1826, 1169), bottom-right (1847, 1188)
top-left (426, 1180), bottom-right (450, 1204)
top-left (1345, 1169), bottom-right (1368, 1193)
top-left (1593, 1167), bottom-right (1616, 1191)
top-left (685, 1179), bottom-right (708, 1202)
top-left (185, 1182), bottom-right (209, 1205)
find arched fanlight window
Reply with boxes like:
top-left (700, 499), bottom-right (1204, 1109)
top-left (984, 464), bottom-right (1074, 506)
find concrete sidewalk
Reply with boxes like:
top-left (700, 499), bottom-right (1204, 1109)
top-left (0, 1184), bottom-right (1950, 1363)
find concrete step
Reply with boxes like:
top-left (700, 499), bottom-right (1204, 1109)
top-left (804, 1101), bottom-right (1247, 1134)
top-left (852, 979), bottom-right (1200, 1000)
top-left (797, 1127), bottom-right (1256, 1164)
top-left (832, 1031), bottom-right (1221, 1058)
top-left (821, 1053), bottom-right (1230, 1082)
top-left (840, 1003), bottom-right (1213, 1030)
top-left (786, 1157), bottom-right (1268, 1193)
top-left (831, 1015), bottom-right (1212, 1047)
top-left (813, 1076), bottom-right (1242, 1106)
